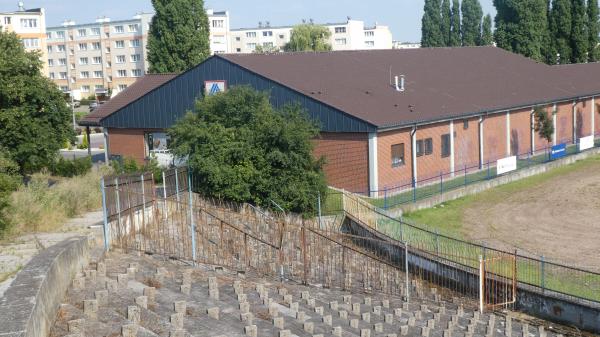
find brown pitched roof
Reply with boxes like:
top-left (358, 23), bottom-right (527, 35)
top-left (79, 73), bottom-right (177, 126)
top-left (220, 47), bottom-right (600, 128)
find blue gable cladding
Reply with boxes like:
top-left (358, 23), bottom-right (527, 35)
top-left (101, 56), bottom-right (376, 133)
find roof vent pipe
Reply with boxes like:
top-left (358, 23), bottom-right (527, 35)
top-left (395, 75), bottom-right (405, 92)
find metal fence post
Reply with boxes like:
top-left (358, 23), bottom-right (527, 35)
top-left (464, 165), bottom-right (467, 186)
top-left (399, 218), bottom-right (404, 242)
top-left (541, 255), bottom-right (546, 294)
top-left (384, 187), bottom-right (388, 210)
top-left (188, 171), bottom-right (196, 262)
top-left (317, 192), bottom-right (322, 230)
top-left (412, 179), bottom-right (417, 203)
top-left (439, 172), bottom-right (443, 195)
top-left (435, 230), bottom-right (440, 255)
top-left (175, 167), bottom-right (180, 204)
top-left (405, 241), bottom-right (410, 303)
top-left (487, 160), bottom-right (491, 180)
top-left (100, 177), bottom-right (109, 251)
top-left (479, 255), bottom-right (484, 314)
top-left (115, 177), bottom-right (121, 230)
top-left (162, 171), bottom-right (167, 199)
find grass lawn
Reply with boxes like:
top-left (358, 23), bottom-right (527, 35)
top-left (401, 155), bottom-right (600, 237)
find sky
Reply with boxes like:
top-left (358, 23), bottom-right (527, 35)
top-left (0, 0), bottom-right (496, 42)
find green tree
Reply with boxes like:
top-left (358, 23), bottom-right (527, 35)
top-left (571, 0), bottom-right (588, 63)
top-left (421, 0), bottom-right (445, 47)
top-left (254, 44), bottom-right (280, 53)
top-left (450, 0), bottom-right (462, 46)
top-left (462, 0), bottom-right (484, 46)
top-left (0, 149), bottom-right (20, 234)
top-left (169, 86), bottom-right (327, 215)
top-left (549, 0), bottom-right (572, 64)
top-left (494, 0), bottom-right (549, 62)
top-left (0, 30), bottom-right (73, 173)
top-left (284, 24), bottom-right (332, 52)
top-left (441, 0), bottom-right (452, 45)
top-left (588, 0), bottom-right (600, 62)
top-left (480, 14), bottom-right (494, 45)
top-left (147, 0), bottom-right (210, 73)
top-left (533, 106), bottom-right (554, 143)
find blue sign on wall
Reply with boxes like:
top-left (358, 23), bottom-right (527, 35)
top-left (550, 143), bottom-right (567, 160)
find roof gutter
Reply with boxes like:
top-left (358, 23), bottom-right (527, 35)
top-left (377, 91), bottom-right (600, 132)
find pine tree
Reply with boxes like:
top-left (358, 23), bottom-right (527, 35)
top-left (450, 0), bottom-right (462, 46)
top-left (544, 0), bottom-right (557, 64)
top-left (480, 14), bottom-right (494, 45)
top-left (421, 0), bottom-right (445, 47)
top-left (571, 0), bottom-right (589, 63)
top-left (493, 0), bottom-right (549, 63)
top-left (587, 0), bottom-right (600, 62)
top-left (147, 0), bottom-right (210, 73)
top-left (441, 0), bottom-right (452, 45)
top-left (550, 0), bottom-right (572, 64)
top-left (462, 0), bottom-right (483, 46)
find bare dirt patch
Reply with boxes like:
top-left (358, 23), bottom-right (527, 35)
top-left (462, 159), bottom-right (600, 271)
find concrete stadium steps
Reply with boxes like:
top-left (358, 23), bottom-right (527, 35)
top-left (50, 252), bottom-right (561, 337)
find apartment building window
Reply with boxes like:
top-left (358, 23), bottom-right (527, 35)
top-left (47, 46), bottom-right (52, 53)
top-left (246, 31), bottom-right (257, 38)
top-left (91, 42), bottom-right (101, 50)
top-left (365, 31), bottom-right (375, 37)
top-left (130, 54), bottom-right (141, 62)
top-left (246, 43), bottom-right (257, 50)
top-left (116, 55), bottom-right (126, 63)
top-left (117, 69), bottom-right (127, 77)
top-left (59, 72), bottom-right (67, 79)
top-left (235, 36), bottom-right (241, 41)
top-left (128, 24), bottom-right (139, 32)
top-left (130, 39), bottom-right (140, 47)
top-left (79, 57), bottom-right (89, 65)
top-left (69, 48), bottom-right (74, 55)
top-left (95, 85), bottom-right (103, 91)
top-left (105, 47), bottom-right (111, 53)
top-left (58, 58), bottom-right (67, 65)
top-left (114, 25), bottom-right (124, 33)
top-left (93, 71), bottom-right (103, 78)
top-left (105, 32), bottom-right (110, 38)
top-left (56, 31), bottom-right (65, 39)
top-left (115, 40), bottom-right (125, 48)
top-left (21, 38), bottom-right (39, 48)
top-left (91, 27), bottom-right (101, 35)
top-left (81, 85), bottom-right (90, 93)
top-left (92, 56), bottom-right (102, 64)
top-left (48, 59), bottom-right (54, 67)
top-left (263, 42), bottom-right (274, 47)
top-left (118, 84), bottom-right (128, 91)
top-left (365, 41), bottom-right (374, 47)
top-left (212, 20), bottom-right (224, 28)
top-left (278, 34), bottom-right (285, 39)
top-left (71, 76), bottom-right (77, 83)
top-left (417, 138), bottom-right (433, 156)
top-left (132, 69), bottom-right (142, 77)
top-left (441, 134), bottom-right (451, 158)
top-left (77, 28), bottom-right (86, 37)
top-left (46, 32), bottom-right (52, 39)
top-left (60, 86), bottom-right (68, 92)
top-left (236, 48), bottom-right (241, 52)
top-left (263, 31), bottom-right (273, 37)
top-left (107, 75), bottom-right (112, 82)
top-left (70, 63), bottom-right (75, 70)
top-left (80, 71), bottom-right (90, 79)
top-left (106, 61), bottom-right (111, 68)
top-left (4, 17), bottom-right (11, 25)
top-left (78, 43), bottom-right (87, 51)
top-left (391, 143), bottom-right (405, 167)
top-left (334, 26), bottom-right (346, 33)
top-left (49, 72), bottom-right (55, 79)
top-left (335, 38), bottom-right (347, 45)
top-left (57, 44), bottom-right (66, 52)
top-left (69, 35), bottom-right (74, 41)
top-left (20, 18), bottom-right (37, 28)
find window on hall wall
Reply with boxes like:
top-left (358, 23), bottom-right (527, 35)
top-left (424, 138), bottom-right (433, 155)
top-left (441, 134), bottom-right (451, 158)
top-left (463, 120), bottom-right (469, 129)
top-left (416, 140), bottom-right (424, 157)
top-left (391, 143), bottom-right (405, 167)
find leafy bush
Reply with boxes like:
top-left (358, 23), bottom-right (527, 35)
top-left (0, 151), bottom-right (20, 233)
top-left (77, 133), bottom-right (89, 149)
top-left (49, 156), bottom-right (92, 177)
top-left (111, 155), bottom-right (164, 183)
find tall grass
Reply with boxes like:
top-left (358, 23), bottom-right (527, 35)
top-left (4, 166), bottom-right (109, 236)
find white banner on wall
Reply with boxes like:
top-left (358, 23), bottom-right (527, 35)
top-left (497, 156), bottom-right (517, 175)
top-left (579, 135), bottom-right (594, 151)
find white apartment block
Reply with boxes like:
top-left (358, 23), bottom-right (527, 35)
top-left (229, 19), bottom-right (393, 54)
top-left (46, 13), bottom-right (152, 96)
top-left (1, 4), bottom-right (48, 73)
top-left (207, 9), bottom-right (230, 54)
top-left (393, 41), bottom-right (421, 49)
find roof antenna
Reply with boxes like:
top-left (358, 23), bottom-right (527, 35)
top-left (18, 1), bottom-right (25, 11)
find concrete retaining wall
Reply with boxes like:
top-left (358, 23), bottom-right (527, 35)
top-left (389, 147), bottom-right (600, 215)
top-left (0, 236), bottom-right (92, 337)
